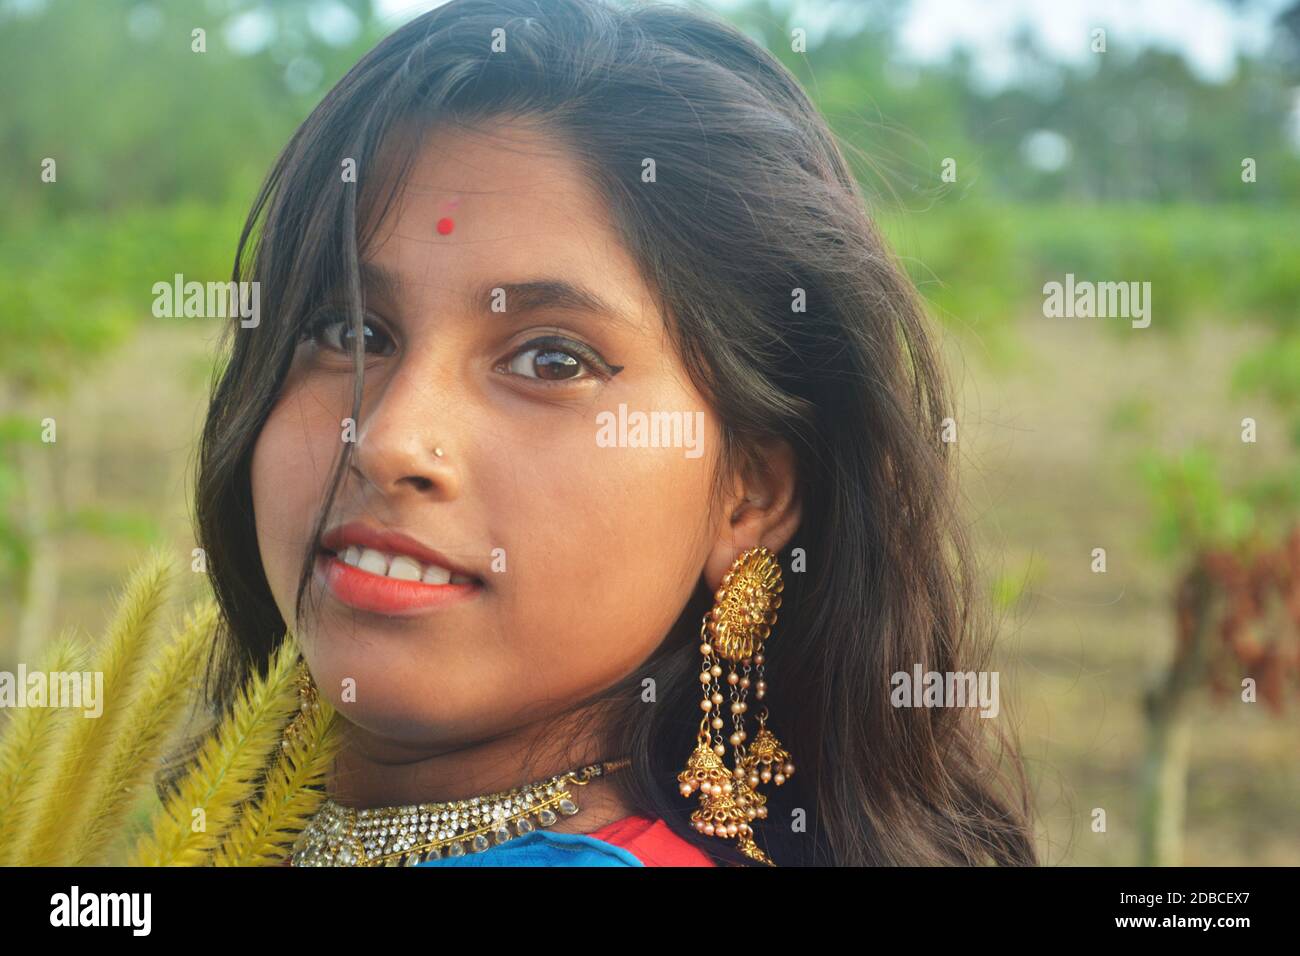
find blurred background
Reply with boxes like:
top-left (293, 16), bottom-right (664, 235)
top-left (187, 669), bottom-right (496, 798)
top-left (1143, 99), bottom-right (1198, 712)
top-left (1, 0), bottom-right (1297, 865)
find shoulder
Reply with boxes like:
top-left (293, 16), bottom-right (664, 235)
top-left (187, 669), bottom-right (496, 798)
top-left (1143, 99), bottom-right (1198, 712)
top-left (586, 815), bottom-right (717, 867)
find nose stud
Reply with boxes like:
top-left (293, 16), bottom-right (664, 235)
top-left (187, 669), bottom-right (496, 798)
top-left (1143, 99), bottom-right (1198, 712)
top-left (434, 447), bottom-right (445, 458)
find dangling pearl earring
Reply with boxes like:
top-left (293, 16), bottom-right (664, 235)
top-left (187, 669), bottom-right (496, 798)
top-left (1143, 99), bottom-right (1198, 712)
top-left (677, 546), bottom-right (793, 866)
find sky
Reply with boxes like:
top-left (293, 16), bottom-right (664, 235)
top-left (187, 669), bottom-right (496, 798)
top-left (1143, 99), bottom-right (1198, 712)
top-left (893, 0), bottom-right (1287, 86)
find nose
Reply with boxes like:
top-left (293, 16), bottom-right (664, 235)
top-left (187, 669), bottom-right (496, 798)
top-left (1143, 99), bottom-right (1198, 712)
top-left (349, 366), bottom-right (462, 501)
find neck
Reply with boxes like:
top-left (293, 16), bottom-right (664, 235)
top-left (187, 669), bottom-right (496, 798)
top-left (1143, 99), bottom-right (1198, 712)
top-left (326, 703), bottom-right (636, 833)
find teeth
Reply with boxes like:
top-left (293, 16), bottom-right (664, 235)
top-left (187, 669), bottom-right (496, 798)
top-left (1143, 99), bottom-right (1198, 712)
top-left (334, 545), bottom-right (472, 586)
top-left (357, 548), bottom-right (390, 575)
top-left (388, 556), bottom-right (424, 581)
top-left (421, 565), bottom-right (451, 585)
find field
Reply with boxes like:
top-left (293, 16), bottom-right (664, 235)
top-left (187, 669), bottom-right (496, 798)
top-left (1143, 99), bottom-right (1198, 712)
top-left (2, 201), bottom-right (1297, 865)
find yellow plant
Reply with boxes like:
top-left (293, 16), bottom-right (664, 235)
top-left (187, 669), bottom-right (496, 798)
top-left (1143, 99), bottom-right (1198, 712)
top-left (0, 547), bottom-right (341, 866)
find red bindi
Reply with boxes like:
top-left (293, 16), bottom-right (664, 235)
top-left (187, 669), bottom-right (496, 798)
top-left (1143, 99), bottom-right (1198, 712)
top-left (436, 217), bottom-right (455, 235)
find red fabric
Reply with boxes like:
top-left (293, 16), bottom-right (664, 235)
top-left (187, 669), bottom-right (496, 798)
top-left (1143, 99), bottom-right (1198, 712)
top-left (586, 815), bottom-right (716, 867)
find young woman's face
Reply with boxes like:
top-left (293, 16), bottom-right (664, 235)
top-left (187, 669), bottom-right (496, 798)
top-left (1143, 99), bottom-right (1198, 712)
top-left (250, 119), bottom-right (727, 746)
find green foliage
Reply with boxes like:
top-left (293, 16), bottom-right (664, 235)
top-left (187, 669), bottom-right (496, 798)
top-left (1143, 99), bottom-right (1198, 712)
top-left (1232, 330), bottom-right (1300, 439)
top-left (0, 0), bottom-right (380, 218)
top-left (883, 204), bottom-right (1300, 335)
top-left (0, 196), bottom-right (247, 589)
top-left (879, 203), bottom-right (1025, 365)
top-left (775, 10), bottom-right (1300, 207)
top-left (0, 199), bottom-right (247, 394)
top-left (1138, 446), bottom-right (1257, 557)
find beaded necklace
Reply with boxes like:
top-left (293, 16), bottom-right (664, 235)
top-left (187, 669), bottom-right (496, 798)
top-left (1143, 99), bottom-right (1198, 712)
top-left (290, 757), bottom-right (631, 866)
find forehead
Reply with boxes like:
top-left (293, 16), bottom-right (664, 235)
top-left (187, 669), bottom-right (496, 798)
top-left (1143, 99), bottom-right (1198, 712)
top-left (362, 119), bottom-right (651, 312)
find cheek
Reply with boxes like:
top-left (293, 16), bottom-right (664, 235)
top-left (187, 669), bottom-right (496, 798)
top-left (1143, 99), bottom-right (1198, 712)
top-left (488, 415), bottom-right (719, 690)
top-left (249, 386), bottom-right (338, 620)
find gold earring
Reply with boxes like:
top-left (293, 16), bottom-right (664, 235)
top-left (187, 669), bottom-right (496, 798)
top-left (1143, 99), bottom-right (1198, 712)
top-left (677, 546), bottom-right (794, 866)
top-left (283, 655), bottom-right (320, 749)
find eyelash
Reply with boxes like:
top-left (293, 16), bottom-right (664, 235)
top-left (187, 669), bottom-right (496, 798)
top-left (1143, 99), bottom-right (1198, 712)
top-left (298, 311), bottom-right (618, 385)
top-left (299, 310), bottom-right (396, 356)
top-left (498, 334), bottom-right (617, 386)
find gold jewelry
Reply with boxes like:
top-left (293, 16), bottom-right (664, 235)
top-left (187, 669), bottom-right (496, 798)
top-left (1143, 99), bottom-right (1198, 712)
top-left (678, 546), bottom-right (794, 866)
top-left (290, 757), bottom-right (631, 867)
top-left (282, 654), bottom-right (319, 750)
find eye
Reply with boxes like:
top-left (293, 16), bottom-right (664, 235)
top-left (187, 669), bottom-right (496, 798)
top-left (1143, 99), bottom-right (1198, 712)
top-left (498, 335), bottom-right (619, 384)
top-left (300, 308), bottom-right (396, 356)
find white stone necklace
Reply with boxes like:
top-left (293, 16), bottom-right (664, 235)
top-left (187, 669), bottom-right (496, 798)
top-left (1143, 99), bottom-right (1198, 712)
top-left (290, 757), bottom-right (631, 867)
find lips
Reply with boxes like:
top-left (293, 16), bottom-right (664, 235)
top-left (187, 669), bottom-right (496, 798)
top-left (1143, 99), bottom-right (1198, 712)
top-left (315, 521), bottom-right (482, 615)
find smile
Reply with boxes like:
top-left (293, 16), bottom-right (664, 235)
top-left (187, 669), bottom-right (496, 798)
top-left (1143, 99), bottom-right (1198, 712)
top-left (315, 548), bottom-right (482, 616)
top-left (333, 545), bottom-right (477, 585)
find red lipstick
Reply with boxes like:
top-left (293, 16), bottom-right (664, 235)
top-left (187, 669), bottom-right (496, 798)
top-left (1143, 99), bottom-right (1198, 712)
top-left (315, 521), bottom-right (482, 616)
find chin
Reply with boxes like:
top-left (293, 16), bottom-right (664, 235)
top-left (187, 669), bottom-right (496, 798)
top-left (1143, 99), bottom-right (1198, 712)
top-left (307, 663), bottom-right (478, 740)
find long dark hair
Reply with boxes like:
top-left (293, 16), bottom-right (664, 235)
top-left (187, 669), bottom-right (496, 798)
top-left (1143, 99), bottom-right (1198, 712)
top-left (183, 0), bottom-right (1037, 866)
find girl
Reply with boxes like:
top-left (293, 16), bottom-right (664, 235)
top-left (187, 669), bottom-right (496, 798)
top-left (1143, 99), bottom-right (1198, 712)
top-left (189, 0), bottom-right (1037, 866)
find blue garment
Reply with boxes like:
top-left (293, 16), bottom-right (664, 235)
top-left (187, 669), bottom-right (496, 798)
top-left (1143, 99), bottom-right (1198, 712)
top-left (413, 829), bottom-right (643, 867)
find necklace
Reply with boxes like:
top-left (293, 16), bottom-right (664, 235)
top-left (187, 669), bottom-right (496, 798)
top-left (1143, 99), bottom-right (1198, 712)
top-left (290, 757), bottom-right (632, 867)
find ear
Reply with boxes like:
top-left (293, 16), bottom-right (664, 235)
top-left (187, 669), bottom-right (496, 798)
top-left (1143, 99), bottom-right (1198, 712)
top-left (703, 438), bottom-right (801, 591)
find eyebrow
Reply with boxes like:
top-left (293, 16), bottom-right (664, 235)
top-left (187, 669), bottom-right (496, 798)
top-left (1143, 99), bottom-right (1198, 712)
top-left (359, 262), bottom-right (639, 332)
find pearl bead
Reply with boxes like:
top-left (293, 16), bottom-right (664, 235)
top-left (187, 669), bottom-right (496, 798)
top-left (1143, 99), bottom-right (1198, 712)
top-left (699, 672), bottom-right (711, 684)
top-left (713, 744), bottom-right (726, 756)
top-left (700, 643), bottom-right (712, 655)
top-left (774, 774), bottom-right (785, 785)
top-left (711, 717), bottom-right (724, 729)
top-left (782, 762), bottom-right (795, 775)
top-left (700, 700), bottom-right (712, 711)
top-left (710, 664), bottom-right (722, 677)
top-left (727, 672), bottom-right (739, 685)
